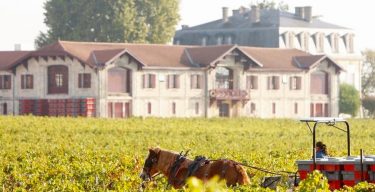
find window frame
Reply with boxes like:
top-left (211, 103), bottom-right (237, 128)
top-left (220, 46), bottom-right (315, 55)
top-left (78, 73), bottom-right (91, 88)
top-left (0, 75), bottom-right (12, 90)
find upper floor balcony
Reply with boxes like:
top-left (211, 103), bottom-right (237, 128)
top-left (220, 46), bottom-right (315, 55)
top-left (209, 89), bottom-right (249, 101)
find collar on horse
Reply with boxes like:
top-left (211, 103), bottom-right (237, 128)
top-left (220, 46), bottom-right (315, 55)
top-left (168, 150), bottom-right (189, 185)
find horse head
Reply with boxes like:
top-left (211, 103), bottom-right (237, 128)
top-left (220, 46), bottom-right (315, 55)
top-left (140, 147), bottom-right (161, 181)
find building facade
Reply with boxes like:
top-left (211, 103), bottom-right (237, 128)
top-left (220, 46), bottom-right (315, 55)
top-left (174, 6), bottom-right (362, 94)
top-left (0, 41), bottom-right (343, 118)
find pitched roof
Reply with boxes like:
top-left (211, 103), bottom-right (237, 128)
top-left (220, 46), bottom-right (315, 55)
top-left (0, 41), bottom-right (343, 73)
top-left (176, 8), bottom-right (348, 32)
top-left (0, 51), bottom-right (31, 70)
top-left (239, 46), bottom-right (309, 71)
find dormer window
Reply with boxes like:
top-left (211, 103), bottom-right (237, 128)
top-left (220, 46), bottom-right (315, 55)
top-left (314, 33), bottom-right (325, 53)
top-left (201, 36), bottom-right (207, 46)
top-left (343, 33), bottom-right (354, 53)
top-left (328, 33), bottom-right (339, 53)
top-left (283, 32), bottom-right (295, 48)
top-left (299, 32), bottom-right (309, 51)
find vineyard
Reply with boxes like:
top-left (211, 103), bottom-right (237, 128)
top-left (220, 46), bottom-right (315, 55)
top-left (1, 116), bottom-right (375, 191)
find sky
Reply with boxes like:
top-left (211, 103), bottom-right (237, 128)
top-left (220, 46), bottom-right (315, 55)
top-left (0, 0), bottom-right (374, 51)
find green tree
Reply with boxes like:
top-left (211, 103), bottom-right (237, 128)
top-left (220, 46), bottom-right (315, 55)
top-left (362, 50), bottom-right (375, 96)
top-left (35, 0), bottom-right (180, 47)
top-left (251, 0), bottom-right (289, 11)
top-left (339, 84), bottom-right (360, 116)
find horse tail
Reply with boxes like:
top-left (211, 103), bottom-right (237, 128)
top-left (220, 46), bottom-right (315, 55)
top-left (235, 163), bottom-right (251, 185)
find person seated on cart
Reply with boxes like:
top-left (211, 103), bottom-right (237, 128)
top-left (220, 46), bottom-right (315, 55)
top-left (315, 141), bottom-right (328, 158)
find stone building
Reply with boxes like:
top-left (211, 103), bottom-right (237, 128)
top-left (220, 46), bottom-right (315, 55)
top-left (174, 6), bottom-right (362, 94)
top-left (0, 41), bottom-right (343, 118)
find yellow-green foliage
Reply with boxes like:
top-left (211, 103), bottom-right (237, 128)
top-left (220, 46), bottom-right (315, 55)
top-left (1, 116), bottom-right (375, 191)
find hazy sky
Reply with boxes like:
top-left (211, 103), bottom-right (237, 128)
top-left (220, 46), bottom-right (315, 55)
top-left (0, 0), bottom-right (374, 51)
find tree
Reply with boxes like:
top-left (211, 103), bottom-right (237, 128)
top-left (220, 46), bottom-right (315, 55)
top-left (339, 84), bottom-right (360, 116)
top-left (251, 0), bottom-right (289, 11)
top-left (362, 49), bottom-right (375, 96)
top-left (35, 0), bottom-right (180, 48)
top-left (362, 96), bottom-right (375, 118)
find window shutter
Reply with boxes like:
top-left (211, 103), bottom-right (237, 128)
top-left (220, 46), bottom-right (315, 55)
top-left (142, 74), bottom-right (146, 88)
top-left (21, 75), bottom-right (25, 89)
top-left (5, 75), bottom-right (11, 89)
top-left (151, 74), bottom-right (156, 88)
top-left (253, 76), bottom-right (258, 89)
top-left (289, 77), bottom-right (293, 90)
top-left (28, 75), bottom-right (34, 89)
top-left (267, 77), bottom-right (271, 90)
top-left (246, 76), bottom-right (250, 89)
top-left (297, 77), bottom-right (301, 90)
top-left (190, 75), bottom-right (194, 89)
top-left (0, 76), bottom-right (3, 89)
top-left (78, 74), bottom-right (82, 88)
top-left (126, 70), bottom-right (131, 93)
top-left (275, 76), bottom-right (280, 89)
top-left (84, 74), bottom-right (91, 88)
top-left (197, 75), bottom-right (202, 89)
top-left (175, 75), bottom-right (180, 88)
top-left (166, 75), bottom-right (170, 89)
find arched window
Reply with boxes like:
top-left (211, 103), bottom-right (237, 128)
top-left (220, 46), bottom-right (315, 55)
top-left (215, 67), bottom-right (233, 89)
top-left (48, 65), bottom-right (68, 94)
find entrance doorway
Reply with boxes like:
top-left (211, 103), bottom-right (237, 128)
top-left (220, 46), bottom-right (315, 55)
top-left (218, 102), bottom-right (230, 117)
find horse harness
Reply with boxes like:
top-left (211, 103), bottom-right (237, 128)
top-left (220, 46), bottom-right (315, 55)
top-left (168, 152), bottom-right (210, 186)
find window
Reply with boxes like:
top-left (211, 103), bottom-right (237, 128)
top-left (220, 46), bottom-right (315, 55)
top-left (267, 76), bottom-right (280, 90)
top-left (250, 103), bottom-right (256, 114)
top-left (195, 102), bottom-right (199, 115)
top-left (147, 102), bottom-right (152, 114)
top-left (201, 37), bottom-right (207, 46)
top-left (55, 74), bottom-right (63, 87)
top-left (115, 102), bottom-right (123, 118)
top-left (48, 65), bottom-right (68, 94)
top-left (299, 32), bottom-right (309, 51)
top-left (329, 33), bottom-right (339, 53)
top-left (343, 33), bottom-right (354, 53)
top-left (283, 32), bottom-right (295, 48)
top-left (290, 76), bottom-right (302, 90)
top-left (216, 67), bottom-right (233, 89)
top-left (311, 71), bottom-right (329, 94)
top-left (294, 103), bottom-right (298, 114)
top-left (310, 103), bottom-right (329, 117)
top-left (0, 75), bottom-right (11, 89)
top-left (21, 74), bottom-right (33, 89)
top-left (78, 73), bottom-right (91, 88)
top-left (108, 67), bottom-right (131, 93)
top-left (246, 75), bottom-right (258, 89)
top-left (167, 74), bottom-right (180, 89)
top-left (272, 103), bottom-right (276, 114)
top-left (226, 36), bottom-right (232, 45)
top-left (217, 36), bottom-right (223, 45)
top-left (142, 74), bottom-right (156, 89)
top-left (172, 102), bottom-right (176, 115)
top-left (2, 103), bottom-right (7, 115)
top-left (191, 74), bottom-right (202, 89)
top-left (314, 33), bottom-right (325, 53)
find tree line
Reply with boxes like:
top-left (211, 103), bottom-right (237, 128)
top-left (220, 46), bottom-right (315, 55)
top-left (35, 0), bottom-right (180, 47)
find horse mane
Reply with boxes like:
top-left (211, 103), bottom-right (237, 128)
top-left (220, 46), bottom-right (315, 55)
top-left (153, 147), bottom-right (192, 175)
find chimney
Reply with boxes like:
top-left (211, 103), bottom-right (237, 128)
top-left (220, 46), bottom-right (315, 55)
top-left (232, 9), bottom-right (240, 17)
top-left (304, 6), bottom-right (312, 22)
top-left (14, 44), bottom-right (21, 51)
top-left (181, 25), bottom-right (189, 30)
top-left (295, 7), bottom-right (305, 19)
top-left (250, 5), bottom-right (260, 23)
top-left (222, 7), bottom-right (229, 22)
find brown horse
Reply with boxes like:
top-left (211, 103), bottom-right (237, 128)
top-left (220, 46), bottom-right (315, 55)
top-left (140, 147), bottom-right (250, 189)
